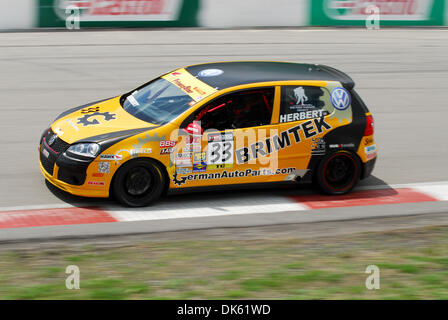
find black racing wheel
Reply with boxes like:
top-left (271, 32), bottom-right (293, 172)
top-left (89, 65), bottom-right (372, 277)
top-left (315, 151), bottom-right (361, 195)
top-left (112, 158), bottom-right (166, 207)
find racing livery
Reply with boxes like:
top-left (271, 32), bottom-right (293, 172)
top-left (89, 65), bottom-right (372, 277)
top-left (39, 61), bottom-right (377, 206)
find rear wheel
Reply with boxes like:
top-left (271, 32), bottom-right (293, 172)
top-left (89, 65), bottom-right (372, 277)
top-left (315, 151), bottom-right (361, 195)
top-left (112, 158), bottom-right (165, 207)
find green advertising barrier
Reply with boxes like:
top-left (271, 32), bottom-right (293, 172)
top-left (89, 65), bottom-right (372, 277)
top-left (310, 0), bottom-right (445, 26)
top-left (38, 0), bottom-right (199, 28)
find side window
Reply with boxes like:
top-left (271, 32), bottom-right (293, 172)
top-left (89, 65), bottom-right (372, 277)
top-left (195, 88), bottom-right (274, 131)
top-left (195, 96), bottom-right (232, 131)
top-left (279, 86), bottom-right (329, 123)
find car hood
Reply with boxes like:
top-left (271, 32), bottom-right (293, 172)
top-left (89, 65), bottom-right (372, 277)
top-left (51, 96), bottom-right (157, 144)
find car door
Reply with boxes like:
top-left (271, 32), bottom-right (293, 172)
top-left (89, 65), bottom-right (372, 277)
top-left (173, 86), bottom-right (282, 188)
top-left (275, 84), bottom-right (334, 180)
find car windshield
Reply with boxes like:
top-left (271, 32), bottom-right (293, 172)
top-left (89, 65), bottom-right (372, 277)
top-left (120, 78), bottom-right (194, 125)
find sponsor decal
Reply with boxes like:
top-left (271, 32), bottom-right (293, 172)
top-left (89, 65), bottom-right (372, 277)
top-left (280, 110), bottom-right (328, 123)
top-left (160, 147), bottom-right (174, 155)
top-left (294, 86), bottom-right (308, 105)
top-left (192, 162), bottom-right (207, 172)
top-left (100, 154), bottom-right (123, 161)
top-left (171, 78), bottom-right (194, 94)
top-left (236, 117), bottom-right (332, 164)
top-left (131, 132), bottom-right (165, 159)
top-left (184, 144), bottom-right (201, 152)
top-left (175, 167), bottom-right (192, 174)
top-left (330, 87), bottom-right (351, 111)
top-left (176, 152), bottom-right (191, 159)
top-left (198, 69), bottom-right (224, 77)
top-left (364, 137), bottom-right (374, 145)
top-left (87, 181), bottom-right (105, 186)
top-left (207, 132), bottom-right (234, 166)
top-left (130, 148), bottom-right (152, 156)
top-left (172, 172), bottom-right (187, 186)
top-left (112, 146), bottom-right (153, 162)
top-left (193, 87), bottom-right (206, 95)
top-left (193, 152), bottom-right (206, 163)
top-left (92, 173), bottom-right (104, 177)
top-left (288, 86), bottom-right (319, 112)
top-left (127, 95), bottom-right (139, 107)
top-left (160, 140), bottom-right (177, 148)
top-left (42, 148), bottom-right (49, 159)
top-left (311, 137), bottom-right (326, 155)
top-left (175, 152), bottom-right (192, 167)
top-left (98, 162), bottom-right (110, 174)
top-left (173, 167), bottom-right (297, 186)
top-left (365, 145), bottom-right (376, 153)
top-left (186, 135), bottom-right (201, 145)
top-left (80, 106), bottom-right (100, 114)
top-left (77, 111), bottom-right (116, 126)
top-left (366, 153), bottom-right (377, 160)
top-left (208, 163), bottom-right (233, 170)
top-left (329, 143), bottom-right (355, 149)
top-left (207, 132), bottom-right (232, 142)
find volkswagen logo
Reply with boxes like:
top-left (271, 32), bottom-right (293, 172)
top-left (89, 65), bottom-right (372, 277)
top-left (330, 87), bottom-right (351, 111)
top-left (47, 133), bottom-right (57, 146)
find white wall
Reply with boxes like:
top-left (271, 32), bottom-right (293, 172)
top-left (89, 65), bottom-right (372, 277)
top-left (199, 0), bottom-right (307, 28)
top-left (0, 0), bottom-right (35, 29)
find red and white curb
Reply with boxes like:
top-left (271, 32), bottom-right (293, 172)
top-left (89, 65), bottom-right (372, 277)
top-left (0, 181), bottom-right (448, 229)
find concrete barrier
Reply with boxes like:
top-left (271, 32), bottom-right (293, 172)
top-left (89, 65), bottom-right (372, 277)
top-left (0, 0), bottom-right (35, 29)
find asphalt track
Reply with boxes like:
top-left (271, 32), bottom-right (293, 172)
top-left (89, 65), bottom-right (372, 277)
top-left (0, 29), bottom-right (447, 241)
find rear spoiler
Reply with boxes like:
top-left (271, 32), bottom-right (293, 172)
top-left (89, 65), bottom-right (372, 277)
top-left (317, 64), bottom-right (355, 90)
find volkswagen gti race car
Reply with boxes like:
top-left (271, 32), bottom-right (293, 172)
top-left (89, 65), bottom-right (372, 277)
top-left (39, 61), bottom-right (377, 207)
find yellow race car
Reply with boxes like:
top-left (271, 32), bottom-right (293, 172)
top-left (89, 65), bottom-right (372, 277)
top-left (39, 61), bottom-right (377, 206)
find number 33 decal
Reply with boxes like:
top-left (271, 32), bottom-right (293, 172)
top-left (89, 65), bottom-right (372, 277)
top-left (208, 140), bottom-right (234, 165)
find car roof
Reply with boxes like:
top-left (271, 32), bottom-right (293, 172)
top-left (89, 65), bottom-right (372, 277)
top-left (185, 61), bottom-right (355, 91)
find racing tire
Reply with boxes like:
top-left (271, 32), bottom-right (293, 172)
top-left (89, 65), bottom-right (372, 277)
top-left (315, 151), bottom-right (361, 195)
top-left (112, 158), bottom-right (166, 207)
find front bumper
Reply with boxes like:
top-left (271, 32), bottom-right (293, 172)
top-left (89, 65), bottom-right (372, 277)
top-left (39, 136), bottom-right (109, 198)
top-left (39, 156), bottom-right (108, 198)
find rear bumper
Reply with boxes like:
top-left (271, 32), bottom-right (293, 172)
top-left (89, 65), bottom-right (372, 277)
top-left (361, 157), bottom-right (376, 180)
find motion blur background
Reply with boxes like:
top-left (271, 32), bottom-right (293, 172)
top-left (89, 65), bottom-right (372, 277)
top-left (0, 0), bottom-right (448, 300)
top-left (1, 0), bottom-right (448, 29)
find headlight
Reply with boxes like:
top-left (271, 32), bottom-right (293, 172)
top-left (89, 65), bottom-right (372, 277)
top-left (67, 143), bottom-right (100, 158)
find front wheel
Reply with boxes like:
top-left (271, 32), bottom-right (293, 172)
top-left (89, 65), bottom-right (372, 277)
top-left (112, 158), bottom-right (166, 207)
top-left (315, 151), bottom-right (361, 195)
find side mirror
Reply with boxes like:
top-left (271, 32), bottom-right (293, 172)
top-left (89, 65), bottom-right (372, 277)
top-left (184, 121), bottom-right (203, 135)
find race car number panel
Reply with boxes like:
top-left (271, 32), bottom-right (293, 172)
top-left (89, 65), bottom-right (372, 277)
top-left (207, 132), bottom-right (234, 166)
